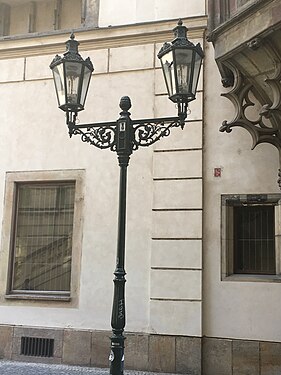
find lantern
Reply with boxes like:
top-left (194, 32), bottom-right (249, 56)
top-left (158, 20), bottom-right (204, 105)
top-left (50, 33), bottom-right (94, 114)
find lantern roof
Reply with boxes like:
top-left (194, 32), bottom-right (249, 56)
top-left (157, 19), bottom-right (204, 59)
top-left (50, 33), bottom-right (94, 72)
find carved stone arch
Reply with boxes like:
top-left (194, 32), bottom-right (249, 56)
top-left (208, 0), bottom-right (281, 188)
top-left (220, 62), bottom-right (280, 146)
top-left (219, 60), bottom-right (281, 187)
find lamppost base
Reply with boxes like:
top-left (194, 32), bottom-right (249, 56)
top-left (109, 334), bottom-right (125, 375)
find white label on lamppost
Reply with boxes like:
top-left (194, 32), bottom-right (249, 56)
top-left (109, 350), bottom-right (114, 362)
top-left (119, 122), bottom-right (126, 131)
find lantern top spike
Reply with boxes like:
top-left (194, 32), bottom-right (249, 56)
top-left (65, 32), bottom-right (80, 57)
top-left (172, 19), bottom-right (188, 43)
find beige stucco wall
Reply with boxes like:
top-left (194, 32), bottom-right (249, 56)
top-left (0, 6), bottom-right (206, 340)
top-left (203, 41), bottom-right (281, 342)
top-left (99, 0), bottom-right (206, 27)
top-left (0, 43), bottom-right (154, 333)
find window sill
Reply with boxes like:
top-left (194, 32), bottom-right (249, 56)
top-left (5, 293), bottom-right (71, 302)
top-left (222, 274), bottom-right (281, 283)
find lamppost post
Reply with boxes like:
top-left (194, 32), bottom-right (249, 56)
top-left (109, 97), bottom-right (133, 375)
top-left (50, 20), bottom-right (204, 375)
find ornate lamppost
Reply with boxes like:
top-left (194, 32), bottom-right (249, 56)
top-left (50, 20), bottom-right (203, 375)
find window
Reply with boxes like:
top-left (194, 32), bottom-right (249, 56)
top-left (0, 3), bottom-right (10, 36)
top-left (0, 0), bottom-right (83, 37)
top-left (11, 183), bottom-right (75, 294)
top-left (1, 170), bottom-right (84, 302)
top-left (233, 204), bottom-right (275, 274)
top-left (221, 194), bottom-right (281, 281)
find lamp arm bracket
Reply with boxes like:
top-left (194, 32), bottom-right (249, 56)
top-left (68, 120), bottom-right (117, 151)
top-left (131, 116), bottom-right (183, 150)
top-left (67, 115), bottom-right (184, 152)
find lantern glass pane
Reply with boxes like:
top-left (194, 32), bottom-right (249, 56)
top-left (65, 61), bottom-right (82, 106)
top-left (192, 53), bottom-right (203, 96)
top-left (174, 49), bottom-right (193, 96)
top-left (52, 64), bottom-right (65, 107)
top-left (80, 66), bottom-right (92, 107)
top-left (160, 51), bottom-right (176, 97)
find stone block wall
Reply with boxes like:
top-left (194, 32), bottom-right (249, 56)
top-left (203, 337), bottom-right (281, 375)
top-left (0, 325), bottom-right (281, 374)
top-left (0, 325), bottom-right (201, 374)
top-left (0, 325), bottom-right (13, 360)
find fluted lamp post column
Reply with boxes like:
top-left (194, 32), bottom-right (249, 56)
top-left (50, 20), bottom-right (203, 375)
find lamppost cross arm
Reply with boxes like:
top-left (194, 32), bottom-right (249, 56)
top-left (67, 113), bottom-right (184, 153)
top-left (131, 116), bottom-right (183, 148)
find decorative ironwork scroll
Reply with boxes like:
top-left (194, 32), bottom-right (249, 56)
top-left (67, 112), bottom-right (183, 154)
top-left (68, 117), bottom-right (182, 151)
top-left (131, 117), bottom-right (182, 150)
top-left (69, 122), bottom-right (117, 151)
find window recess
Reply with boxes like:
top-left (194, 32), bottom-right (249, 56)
top-left (1, 0), bottom-right (82, 37)
top-left (10, 182), bottom-right (75, 296)
top-left (2, 169), bottom-right (84, 303)
top-left (0, 3), bottom-right (10, 36)
top-left (221, 194), bottom-right (281, 281)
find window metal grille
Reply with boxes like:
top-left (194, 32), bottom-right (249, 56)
top-left (233, 205), bottom-right (275, 274)
top-left (11, 183), bottom-right (75, 294)
top-left (21, 336), bottom-right (54, 357)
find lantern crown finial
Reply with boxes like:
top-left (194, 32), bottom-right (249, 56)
top-left (65, 32), bottom-right (80, 56)
top-left (173, 19), bottom-right (188, 41)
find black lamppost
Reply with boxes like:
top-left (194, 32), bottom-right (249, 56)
top-left (50, 20), bottom-right (203, 375)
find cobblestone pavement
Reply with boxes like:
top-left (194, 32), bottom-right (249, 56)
top-left (0, 361), bottom-right (177, 375)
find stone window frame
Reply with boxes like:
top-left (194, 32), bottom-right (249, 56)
top-left (221, 193), bottom-right (281, 282)
top-left (0, 169), bottom-right (85, 306)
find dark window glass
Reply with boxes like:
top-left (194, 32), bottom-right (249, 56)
top-left (234, 205), bottom-right (275, 274)
top-left (11, 183), bottom-right (75, 294)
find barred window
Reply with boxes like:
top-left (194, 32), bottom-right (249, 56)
top-left (11, 183), bottom-right (75, 294)
top-left (221, 194), bottom-right (281, 280)
top-left (233, 205), bottom-right (275, 274)
top-left (1, 170), bottom-right (84, 302)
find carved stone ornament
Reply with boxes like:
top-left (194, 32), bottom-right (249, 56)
top-left (219, 62), bottom-right (281, 188)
